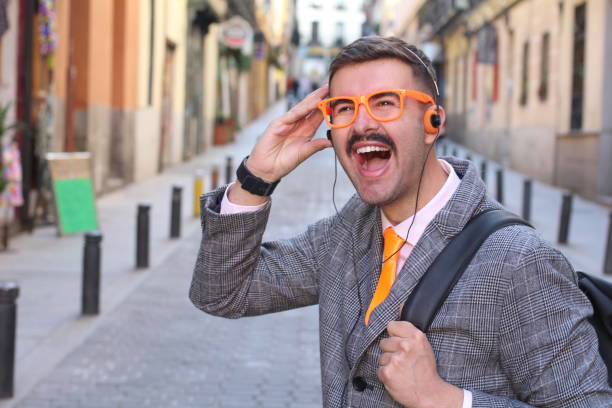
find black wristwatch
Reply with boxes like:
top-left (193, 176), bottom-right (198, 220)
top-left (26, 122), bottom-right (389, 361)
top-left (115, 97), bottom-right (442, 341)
top-left (236, 156), bottom-right (281, 196)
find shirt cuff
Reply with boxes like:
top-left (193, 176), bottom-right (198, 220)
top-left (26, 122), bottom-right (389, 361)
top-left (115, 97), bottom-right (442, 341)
top-left (220, 182), bottom-right (268, 214)
top-left (463, 389), bottom-right (472, 408)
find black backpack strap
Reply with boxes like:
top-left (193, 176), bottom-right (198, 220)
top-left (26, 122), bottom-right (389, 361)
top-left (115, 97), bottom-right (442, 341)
top-left (400, 209), bottom-right (531, 332)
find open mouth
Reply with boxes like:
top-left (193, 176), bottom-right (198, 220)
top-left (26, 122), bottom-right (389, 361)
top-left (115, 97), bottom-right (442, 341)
top-left (353, 143), bottom-right (392, 175)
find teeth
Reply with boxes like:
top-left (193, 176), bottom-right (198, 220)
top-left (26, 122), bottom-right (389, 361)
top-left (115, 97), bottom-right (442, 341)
top-left (356, 146), bottom-right (390, 154)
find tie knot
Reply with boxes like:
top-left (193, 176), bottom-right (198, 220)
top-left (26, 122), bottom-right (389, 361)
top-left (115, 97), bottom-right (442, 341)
top-left (383, 227), bottom-right (406, 258)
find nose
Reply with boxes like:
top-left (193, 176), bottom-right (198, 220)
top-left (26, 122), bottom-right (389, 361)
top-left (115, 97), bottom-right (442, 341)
top-left (351, 102), bottom-right (379, 134)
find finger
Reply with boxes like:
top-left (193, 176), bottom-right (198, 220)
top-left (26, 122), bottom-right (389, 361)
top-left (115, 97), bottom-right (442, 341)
top-left (387, 320), bottom-right (419, 338)
top-left (301, 109), bottom-right (324, 136)
top-left (297, 139), bottom-right (332, 164)
top-left (378, 351), bottom-right (393, 366)
top-left (282, 85), bottom-right (328, 124)
top-left (379, 337), bottom-right (403, 353)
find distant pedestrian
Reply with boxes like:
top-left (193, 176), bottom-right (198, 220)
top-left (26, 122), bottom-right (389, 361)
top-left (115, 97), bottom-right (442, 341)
top-left (298, 75), bottom-right (312, 100)
top-left (191, 36), bottom-right (612, 407)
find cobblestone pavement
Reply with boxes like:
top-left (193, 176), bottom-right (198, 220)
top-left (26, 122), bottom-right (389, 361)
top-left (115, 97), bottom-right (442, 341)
top-left (15, 124), bottom-right (354, 407)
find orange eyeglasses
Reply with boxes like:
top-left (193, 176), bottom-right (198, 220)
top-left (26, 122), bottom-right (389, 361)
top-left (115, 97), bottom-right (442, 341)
top-left (317, 89), bottom-right (435, 129)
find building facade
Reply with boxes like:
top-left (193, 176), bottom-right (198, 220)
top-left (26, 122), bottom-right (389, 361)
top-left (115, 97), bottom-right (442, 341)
top-left (2, 0), bottom-right (294, 232)
top-left (295, 0), bottom-right (366, 83)
top-left (382, 0), bottom-right (612, 204)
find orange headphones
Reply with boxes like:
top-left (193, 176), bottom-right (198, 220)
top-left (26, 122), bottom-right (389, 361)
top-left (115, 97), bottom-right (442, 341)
top-left (423, 107), bottom-right (442, 135)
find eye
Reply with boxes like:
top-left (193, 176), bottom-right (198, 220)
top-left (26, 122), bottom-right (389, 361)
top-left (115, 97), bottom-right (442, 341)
top-left (331, 99), bottom-right (354, 115)
top-left (369, 93), bottom-right (400, 109)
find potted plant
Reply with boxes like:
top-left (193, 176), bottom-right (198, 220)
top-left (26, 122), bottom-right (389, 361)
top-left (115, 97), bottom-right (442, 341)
top-left (214, 114), bottom-right (235, 145)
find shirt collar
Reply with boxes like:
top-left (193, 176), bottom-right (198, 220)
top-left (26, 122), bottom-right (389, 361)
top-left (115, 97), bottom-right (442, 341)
top-left (381, 159), bottom-right (461, 247)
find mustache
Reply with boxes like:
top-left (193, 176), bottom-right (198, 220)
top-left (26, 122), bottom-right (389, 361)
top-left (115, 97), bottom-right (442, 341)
top-left (346, 132), bottom-right (397, 156)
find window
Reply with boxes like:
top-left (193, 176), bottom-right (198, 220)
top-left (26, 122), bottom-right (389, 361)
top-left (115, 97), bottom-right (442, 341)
top-left (309, 21), bottom-right (321, 46)
top-left (334, 22), bottom-right (344, 47)
top-left (570, 4), bottom-right (586, 130)
top-left (539, 33), bottom-right (550, 101)
top-left (520, 41), bottom-right (529, 106)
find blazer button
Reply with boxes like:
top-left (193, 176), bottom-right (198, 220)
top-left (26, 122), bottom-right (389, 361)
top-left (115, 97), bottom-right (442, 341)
top-left (352, 376), bottom-right (367, 392)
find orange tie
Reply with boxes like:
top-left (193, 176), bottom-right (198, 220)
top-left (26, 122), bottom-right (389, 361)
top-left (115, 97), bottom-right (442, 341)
top-left (364, 227), bottom-right (406, 325)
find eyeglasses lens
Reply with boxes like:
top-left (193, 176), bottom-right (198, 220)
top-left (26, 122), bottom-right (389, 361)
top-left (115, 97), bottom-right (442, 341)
top-left (325, 91), bottom-right (402, 127)
top-left (367, 92), bottom-right (401, 120)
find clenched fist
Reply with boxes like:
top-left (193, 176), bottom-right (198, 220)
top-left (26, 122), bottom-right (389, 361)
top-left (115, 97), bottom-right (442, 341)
top-left (378, 321), bottom-right (463, 408)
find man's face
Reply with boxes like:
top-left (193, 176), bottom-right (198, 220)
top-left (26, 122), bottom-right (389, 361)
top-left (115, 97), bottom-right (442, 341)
top-left (328, 58), bottom-right (431, 207)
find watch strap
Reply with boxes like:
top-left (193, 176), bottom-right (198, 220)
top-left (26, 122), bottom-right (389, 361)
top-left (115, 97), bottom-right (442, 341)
top-left (236, 156), bottom-right (280, 196)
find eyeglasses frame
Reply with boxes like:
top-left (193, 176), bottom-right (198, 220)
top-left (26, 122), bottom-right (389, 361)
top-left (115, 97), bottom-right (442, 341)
top-left (317, 88), bottom-right (436, 129)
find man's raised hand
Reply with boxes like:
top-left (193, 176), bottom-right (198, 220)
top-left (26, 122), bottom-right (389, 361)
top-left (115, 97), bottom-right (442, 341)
top-left (246, 85), bottom-right (332, 183)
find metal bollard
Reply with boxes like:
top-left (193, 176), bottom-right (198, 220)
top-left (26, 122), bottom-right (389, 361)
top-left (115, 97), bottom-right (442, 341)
top-left (82, 231), bottom-right (102, 316)
top-left (522, 179), bottom-right (532, 222)
top-left (605, 212), bottom-right (612, 275)
top-left (466, 154), bottom-right (472, 162)
top-left (496, 168), bottom-right (504, 205)
top-left (193, 171), bottom-right (204, 218)
top-left (136, 204), bottom-right (150, 269)
top-left (557, 193), bottom-right (573, 244)
top-left (225, 156), bottom-right (234, 185)
top-left (211, 166), bottom-right (219, 190)
top-left (0, 282), bottom-right (19, 398)
top-left (452, 148), bottom-right (458, 157)
top-left (480, 161), bottom-right (487, 184)
top-left (170, 186), bottom-right (182, 239)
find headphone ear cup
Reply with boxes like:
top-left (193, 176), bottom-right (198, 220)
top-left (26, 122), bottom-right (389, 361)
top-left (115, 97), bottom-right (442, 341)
top-left (423, 109), bottom-right (441, 134)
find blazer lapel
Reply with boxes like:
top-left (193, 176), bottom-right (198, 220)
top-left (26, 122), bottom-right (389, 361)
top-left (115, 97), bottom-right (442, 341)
top-left (354, 223), bottom-right (448, 359)
top-left (349, 207), bottom-right (383, 322)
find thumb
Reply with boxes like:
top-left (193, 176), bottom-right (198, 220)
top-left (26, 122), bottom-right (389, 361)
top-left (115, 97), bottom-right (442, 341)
top-left (297, 139), bottom-right (333, 164)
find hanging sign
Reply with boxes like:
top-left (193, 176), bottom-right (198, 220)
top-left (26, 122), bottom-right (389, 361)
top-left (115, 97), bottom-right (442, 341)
top-left (220, 16), bottom-right (253, 50)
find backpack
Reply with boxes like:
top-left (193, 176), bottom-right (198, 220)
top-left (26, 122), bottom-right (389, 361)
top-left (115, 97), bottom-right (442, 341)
top-left (401, 209), bottom-right (612, 384)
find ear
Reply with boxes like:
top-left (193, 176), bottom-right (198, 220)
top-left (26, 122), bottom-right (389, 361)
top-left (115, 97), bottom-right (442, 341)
top-left (436, 105), bottom-right (446, 127)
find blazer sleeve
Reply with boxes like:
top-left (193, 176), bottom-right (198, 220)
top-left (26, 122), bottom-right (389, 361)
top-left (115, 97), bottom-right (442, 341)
top-left (189, 187), bottom-right (332, 318)
top-left (470, 243), bottom-right (612, 407)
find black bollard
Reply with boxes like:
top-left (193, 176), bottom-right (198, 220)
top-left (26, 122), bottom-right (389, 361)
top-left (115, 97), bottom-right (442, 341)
top-left (557, 193), bottom-right (573, 244)
top-left (452, 148), bottom-right (458, 157)
top-left (605, 212), bottom-right (612, 275)
top-left (480, 161), bottom-right (487, 184)
top-left (0, 282), bottom-right (19, 398)
top-left (170, 186), bottom-right (182, 239)
top-left (496, 168), bottom-right (504, 205)
top-left (136, 204), bottom-right (150, 269)
top-left (522, 179), bottom-right (532, 222)
top-left (466, 154), bottom-right (472, 162)
top-left (225, 156), bottom-right (233, 185)
top-left (82, 232), bottom-right (102, 316)
top-left (211, 166), bottom-right (219, 190)
top-left (442, 143), bottom-right (448, 156)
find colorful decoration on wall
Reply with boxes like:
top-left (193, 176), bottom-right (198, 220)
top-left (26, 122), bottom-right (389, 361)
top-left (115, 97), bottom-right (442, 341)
top-left (39, 0), bottom-right (57, 56)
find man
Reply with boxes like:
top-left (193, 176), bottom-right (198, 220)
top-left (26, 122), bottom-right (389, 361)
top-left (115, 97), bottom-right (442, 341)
top-left (190, 37), bottom-right (611, 407)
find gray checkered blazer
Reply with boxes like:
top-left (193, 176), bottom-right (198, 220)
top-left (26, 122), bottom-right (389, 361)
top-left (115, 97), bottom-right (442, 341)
top-left (190, 157), bottom-right (612, 407)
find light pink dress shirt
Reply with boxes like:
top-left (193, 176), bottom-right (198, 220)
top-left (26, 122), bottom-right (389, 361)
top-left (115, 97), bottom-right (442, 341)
top-left (220, 159), bottom-right (471, 408)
